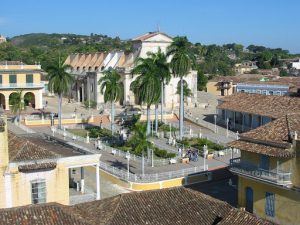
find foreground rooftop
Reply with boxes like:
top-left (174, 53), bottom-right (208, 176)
top-left (0, 187), bottom-right (271, 225)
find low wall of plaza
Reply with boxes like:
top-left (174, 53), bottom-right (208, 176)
top-left (139, 114), bottom-right (175, 122)
top-left (24, 117), bottom-right (94, 126)
top-left (100, 169), bottom-right (212, 191)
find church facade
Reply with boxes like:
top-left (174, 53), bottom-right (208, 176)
top-left (64, 32), bottom-right (197, 109)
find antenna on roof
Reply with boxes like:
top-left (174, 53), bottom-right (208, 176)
top-left (156, 23), bottom-right (160, 32)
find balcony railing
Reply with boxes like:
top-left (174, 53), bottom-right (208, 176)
top-left (217, 83), bottom-right (231, 90)
top-left (0, 83), bottom-right (44, 89)
top-left (230, 157), bottom-right (292, 186)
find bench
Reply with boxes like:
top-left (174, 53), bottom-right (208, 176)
top-left (169, 159), bottom-right (177, 164)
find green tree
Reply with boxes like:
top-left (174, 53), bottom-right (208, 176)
top-left (128, 122), bottom-right (148, 155)
top-left (98, 69), bottom-right (123, 134)
top-left (197, 69), bottom-right (208, 91)
top-left (131, 57), bottom-right (161, 136)
top-left (10, 91), bottom-right (25, 124)
top-left (47, 61), bottom-right (74, 129)
top-left (146, 48), bottom-right (171, 133)
top-left (167, 36), bottom-right (194, 140)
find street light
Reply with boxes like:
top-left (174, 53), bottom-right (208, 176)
top-left (50, 112), bottom-right (54, 127)
top-left (126, 151), bottom-right (131, 180)
top-left (226, 118), bottom-right (229, 137)
top-left (214, 114), bottom-right (217, 133)
top-left (142, 152), bottom-right (145, 177)
top-left (203, 145), bottom-right (208, 171)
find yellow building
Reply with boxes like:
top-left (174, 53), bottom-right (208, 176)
top-left (229, 114), bottom-right (300, 225)
top-left (0, 115), bottom-right (101, 209)
top-left (0, 61), bottom-right (44, 110)
top-left (207, 80), bottom-right (235, 96)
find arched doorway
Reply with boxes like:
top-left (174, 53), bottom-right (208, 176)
top-left (0, 93), bottom-right (5, 110)
top-left (24, 92), bottom-right (35, 108)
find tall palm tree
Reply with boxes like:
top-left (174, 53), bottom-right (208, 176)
top-left (131, 57), bottom-right (161, 136)
top-left (47, 62), bottom-right (74, 129)
top-left (167, 36), bottom-right (194, 140)
top-left (146, 48), bottom-right (171, 133)
top-left (98, 68), bottom-right (123, 134)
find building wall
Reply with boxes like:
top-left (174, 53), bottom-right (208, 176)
top-left (238, 176), bottom-right (300, 225)
top-left (207, 81), bottom-right (234, 96)
top-left (240, 151), bottom-right (291, 172)
top-left (0, 67), bottom-right (43, 110)
top-left (1, 164), bottom-right (69, 209)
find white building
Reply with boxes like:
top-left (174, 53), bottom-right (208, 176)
top-left (0, 35), bottom-right (6, 44)
top-left (292, 59), bottom-right (300, 70)
top-left (64, 32), bottom-right (197, 109)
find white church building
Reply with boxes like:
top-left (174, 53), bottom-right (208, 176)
top-left (64, 32), bottom-right (197, 109)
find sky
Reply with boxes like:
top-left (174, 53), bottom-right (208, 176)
top-left (0, 0), bottom-right (300, 53)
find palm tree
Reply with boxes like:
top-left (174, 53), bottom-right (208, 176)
top-left (129, 122), bottom-right (148, 155)
top-left (47, 62), bottom-right (74, 129)
top-left (167, 36), bottom-right (194, 140)
top-left (131, 57), bottom-right (161, 136)
top-left (146, 48), bottom-right (171, 133)
top-left (10, 91), bottom-right (24, 124)
top-left (98, 68), bottom-right (123, 134)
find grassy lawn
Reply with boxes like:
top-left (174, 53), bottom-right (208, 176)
top-left (68, 129), bottom-right (88, 137)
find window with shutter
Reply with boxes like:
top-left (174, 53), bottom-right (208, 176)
top-left (265, 192), bottom-right (275, 217)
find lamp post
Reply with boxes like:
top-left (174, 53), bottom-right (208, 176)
top-left (151, 149), bottom-right (154, 168)
top-left (142, 152), bottom-right (145, 177)
top-left (126, 151), bottom-right (131, 180)
top-left (203, 145), bottom-right (208, 171)
top-left (50, 112), bottom-right (54, 127)
top-left (214, 114), bottom-right (217, 133)
top-left (226, 118), bottom-right (229, 137)
top-left (151, 120), bottom-right (153, 136)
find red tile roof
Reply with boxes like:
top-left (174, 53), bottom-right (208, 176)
top-left (218, 92), bottom-right (300, 119)
top-left (0, 187), bottom-right (273, 225)
top-left (228, 114), bottom-right (300, 158)
top-left (133, 32), bottom-right (172, 42)
top-left (8, 132), bottom-right (59, 162)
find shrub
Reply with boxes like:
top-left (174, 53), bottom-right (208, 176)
top-left (84, 100), bottom-right (97, 109)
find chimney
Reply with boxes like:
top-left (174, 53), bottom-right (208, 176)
top-left (0, 115), bottom-right (9, 167)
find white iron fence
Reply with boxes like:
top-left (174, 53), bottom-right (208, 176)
top-left (99, 161), bottom-right (207, 183)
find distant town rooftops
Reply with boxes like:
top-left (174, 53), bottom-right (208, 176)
top-left (218, 92), bottom-right (300, 119)
top-left (229, 114), bottom-right (300, 158)
top-left (0, 187), bottom-right (272, 225)
top-left (209, 74), bottom-right (278, 83)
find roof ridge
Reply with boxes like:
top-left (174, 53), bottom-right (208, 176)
top-left (10, 140), bottom-right (28, 161)
top-left (105, 194), bottom-right (123, 225)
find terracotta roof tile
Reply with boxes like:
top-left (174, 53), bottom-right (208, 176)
top-left (218, 93), bottom-right (300, 119)
top-left (0, 187), bottom-right (272, 225)
top-left (228, 114), bottom-right (300, 158)
top-left (0, 203), bottom-right (88, 225)
top-left (133, 32), bottom-right (172, 42)
top-left (18, 162), bottom-right (57, 172)
top-left (8, 132), bottom-right (59, 162)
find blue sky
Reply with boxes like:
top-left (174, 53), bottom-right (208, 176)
top-left (1, 0), bottom-right (299, 53)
